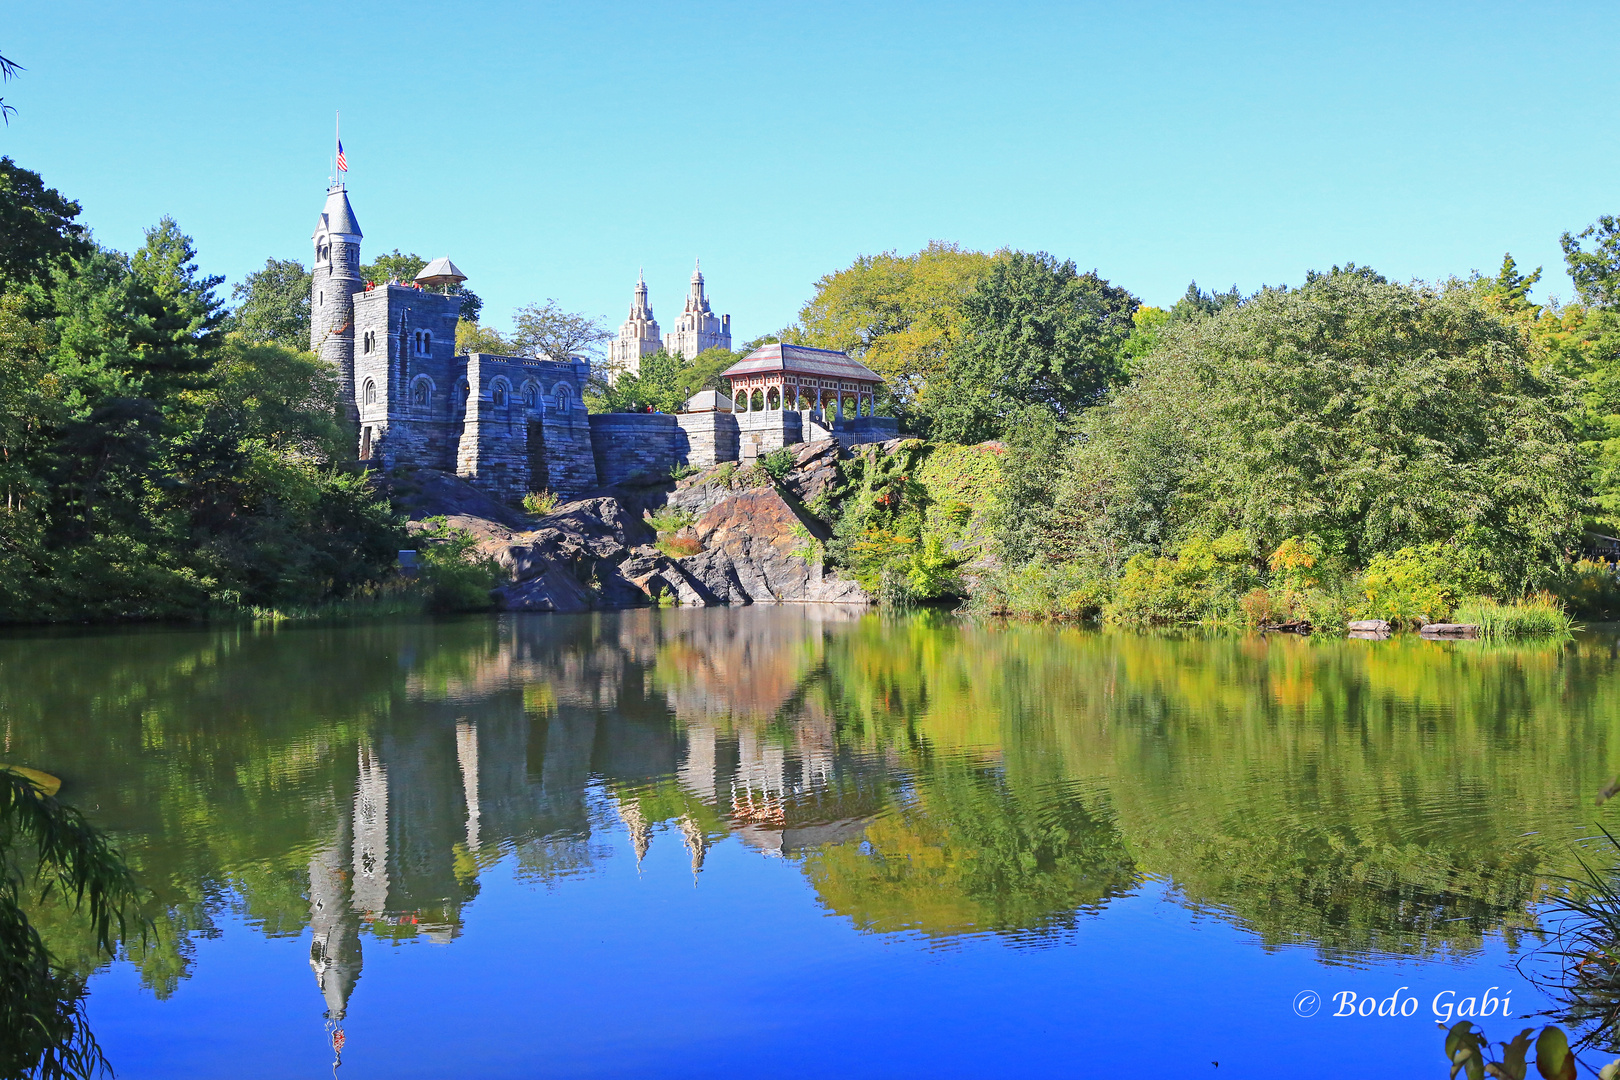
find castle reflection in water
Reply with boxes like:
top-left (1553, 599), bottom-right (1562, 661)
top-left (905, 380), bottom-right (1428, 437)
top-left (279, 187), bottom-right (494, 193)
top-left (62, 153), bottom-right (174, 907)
top-left (304, 606), bottom-right (885, 1036)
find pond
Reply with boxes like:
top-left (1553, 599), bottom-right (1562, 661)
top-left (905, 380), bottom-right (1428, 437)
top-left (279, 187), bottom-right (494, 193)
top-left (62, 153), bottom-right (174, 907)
top-left (5, 609), bottom-right (1619, 1077)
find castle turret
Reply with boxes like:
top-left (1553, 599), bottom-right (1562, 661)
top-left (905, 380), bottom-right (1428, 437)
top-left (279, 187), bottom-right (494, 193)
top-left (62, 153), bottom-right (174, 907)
top-left (311, 182), bottom-right (363, 423)
top-left (664, 259), bottom-right (731, 359)
top-left (607, 269), bottom-right (663, 378)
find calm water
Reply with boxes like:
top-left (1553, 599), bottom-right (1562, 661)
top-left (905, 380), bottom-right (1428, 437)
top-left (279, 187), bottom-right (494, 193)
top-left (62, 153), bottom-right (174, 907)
top-left (6, 609), bottom-right (1620, 1077)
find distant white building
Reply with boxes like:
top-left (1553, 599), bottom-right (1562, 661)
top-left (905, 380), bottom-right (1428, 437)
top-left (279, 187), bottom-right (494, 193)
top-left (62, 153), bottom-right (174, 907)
top-left (606, 270), bottom-right (663, 376)
top-left (664, 260), bottom-right (731, 360)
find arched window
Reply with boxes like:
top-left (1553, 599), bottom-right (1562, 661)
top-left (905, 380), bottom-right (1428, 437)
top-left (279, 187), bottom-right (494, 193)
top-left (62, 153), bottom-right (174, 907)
top-left (553, 384), bottom-right (572, 413)
top-left (492, 381), bottom-right (508, 408)
top-left (750, 388), bottom-right (764, 412)
top-left (362, 378), bottom-right (377, 406)
top-left (734, 391), bottom-right (747, 412)
top-left (766, 388), bottom-right (780, 410)
top-left (412, 378), bottom-right (433, 410)
top-left (523, 382), bottom-right (539, 409)
top-left (422, 330), bottom-right (432, 354)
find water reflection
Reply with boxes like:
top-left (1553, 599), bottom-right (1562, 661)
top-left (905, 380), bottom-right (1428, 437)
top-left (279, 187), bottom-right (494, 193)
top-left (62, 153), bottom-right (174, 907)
top-left (3, 611), bottom-right (1618, 1058)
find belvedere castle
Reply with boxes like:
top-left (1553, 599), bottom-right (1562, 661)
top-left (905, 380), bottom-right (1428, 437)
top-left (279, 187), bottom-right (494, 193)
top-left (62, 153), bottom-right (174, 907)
top-left (310, 180), bottom-right (896, 504)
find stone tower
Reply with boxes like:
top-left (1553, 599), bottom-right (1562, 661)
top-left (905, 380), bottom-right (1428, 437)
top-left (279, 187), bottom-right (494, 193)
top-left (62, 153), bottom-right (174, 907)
top-left (664, 260), bottom-right (731, 359)
top-left (607, 270), bottom-right (663, 378)
top-left (310, 182), bottom-right (363, 422)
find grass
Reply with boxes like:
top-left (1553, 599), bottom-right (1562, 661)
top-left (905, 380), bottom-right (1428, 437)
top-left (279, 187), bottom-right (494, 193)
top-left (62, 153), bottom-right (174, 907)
top-left (645, 508), bottom-right (694, 534)
top-left (1453, 592), bottom-right (1575, 640)
top-left (522, 490), bottom-right (560, 516)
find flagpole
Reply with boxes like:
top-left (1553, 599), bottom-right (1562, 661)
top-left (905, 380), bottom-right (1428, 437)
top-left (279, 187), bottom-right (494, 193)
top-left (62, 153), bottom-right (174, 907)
top-left (335, 110), bottom-right (341, 189)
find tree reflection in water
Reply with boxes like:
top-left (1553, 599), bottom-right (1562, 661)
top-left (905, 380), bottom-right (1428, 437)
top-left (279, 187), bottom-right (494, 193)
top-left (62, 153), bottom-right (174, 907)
top-left (1, 610), bottom-right (1614, 1054)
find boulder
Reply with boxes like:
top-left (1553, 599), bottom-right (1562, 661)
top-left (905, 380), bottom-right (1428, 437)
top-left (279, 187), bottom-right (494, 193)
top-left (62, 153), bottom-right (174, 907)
top-left (1420, 623), bottom-right (1481, 638)
top-left (1347, 619), bottom-right (1392, 633)
top-left (678, 486), bottom-right (868, 604)
top-left (777, 439), bottom-right (842, 505)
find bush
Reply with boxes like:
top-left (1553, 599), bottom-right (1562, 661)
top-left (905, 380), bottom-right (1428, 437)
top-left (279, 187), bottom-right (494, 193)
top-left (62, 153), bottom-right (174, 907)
top-left (656, 535), bottom-right (702, 558)
top-left (1555, 558), bottom-right (1620, 620)
top-left (644, 508), bottom-right (694, 534)
top-left (522, 490), bottom-right (559, 516)
top-left (761, 447), bottom-right (795, 480)
top-left (1357, 544), bottom-right (1456, 627)
top-left (1454, 593), bottom-right (1574, 640)
top-left (1105, 530), bottom-right (1260, 624)
top-left (670, 462), bottom-right (700, 481)
top-left (967, 559), bottom-right (1110, 619)
top-left (413, 517), bottom-right (503, 612)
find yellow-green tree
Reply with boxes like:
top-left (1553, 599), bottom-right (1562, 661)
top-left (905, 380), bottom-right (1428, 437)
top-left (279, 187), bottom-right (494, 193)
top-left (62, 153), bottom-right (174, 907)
top-left (792, 242), bottom-right (1004, 409)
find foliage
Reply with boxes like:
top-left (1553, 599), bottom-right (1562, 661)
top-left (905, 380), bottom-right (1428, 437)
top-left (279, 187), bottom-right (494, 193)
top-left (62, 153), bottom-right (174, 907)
top-left (224, 257), bottom-right (311, 350)
top-left (1453, 593), bottom-right (1574, 641)
top-left (822, 440), bottom-right (996, 606)
top-left (967, 559), bottom-right (1111, 619)
top-left (644, 507), bottom-right (694, 534)
top-left (760, 447), bottom-right (795, 480)
top-left (0, 770), bottom-right (140, 1080)
top-left (510, 300), bottom-right (608, 362)
top-left (1357, 545), bottom-right (1457, 627)
top-left (1030, 271), bottom-right (1586, 617)
top-left (360, 249), bottom-right (482, 321)
top-left (791, 242), bottom-right (1003, 411)
top-left (412, 517), bottom-right (502, 613)
top-left (922, 251), bottom-right (1138, 443)
top-left (0, 158), bottom-right (89, 288)
top-left (0, 160), bottom-right (407, 623)
top-left (1563, 216), bottom-right (1620, 311)
top-left (1105, 530), bottom-right (1259, 624)
top-left (455, 319), bottom-right (516, 355)
top-left (587, 347), bottom-right (736, 414)
top-left (522, 490), bottom-right (559, 516)
top-left (1554, 559), bottom-right (1620, 621)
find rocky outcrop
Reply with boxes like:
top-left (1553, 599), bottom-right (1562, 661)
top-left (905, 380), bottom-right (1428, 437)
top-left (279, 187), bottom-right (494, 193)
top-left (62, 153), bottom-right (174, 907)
top-left (402, 445), bottom-right (871, 611)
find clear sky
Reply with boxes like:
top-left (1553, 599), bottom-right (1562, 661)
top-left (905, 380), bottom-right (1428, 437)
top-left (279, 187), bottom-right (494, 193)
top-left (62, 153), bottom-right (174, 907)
top-left (6, 2), bottom-right (1618, 343)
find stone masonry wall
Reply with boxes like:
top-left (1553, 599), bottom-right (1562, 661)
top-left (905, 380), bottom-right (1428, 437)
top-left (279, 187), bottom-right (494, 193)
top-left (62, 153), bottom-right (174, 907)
top-left (353, 287), bottom-right (461, 470)
top-left (589, 414), bottom-right (677, 486)
top-left (735, 410), bottom-right (804, 460)
top-left (457, 353), bottom-right (596, 502)
top-left (674, 412), bottom-right (738, 469)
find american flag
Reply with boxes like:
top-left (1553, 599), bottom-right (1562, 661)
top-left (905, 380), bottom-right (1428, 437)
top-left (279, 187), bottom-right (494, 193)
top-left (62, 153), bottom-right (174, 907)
top-left (336, 140), bottom-right (348, 173)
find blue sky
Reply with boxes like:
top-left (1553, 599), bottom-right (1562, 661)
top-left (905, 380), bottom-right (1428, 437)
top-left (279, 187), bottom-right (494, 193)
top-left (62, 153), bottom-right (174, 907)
top-left (6, 2), bottom-right (1618, 343)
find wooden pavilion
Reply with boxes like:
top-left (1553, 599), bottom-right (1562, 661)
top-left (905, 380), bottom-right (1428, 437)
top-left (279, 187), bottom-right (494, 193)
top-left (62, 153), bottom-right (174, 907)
top-left (719, 343), bottom-right (884, 421)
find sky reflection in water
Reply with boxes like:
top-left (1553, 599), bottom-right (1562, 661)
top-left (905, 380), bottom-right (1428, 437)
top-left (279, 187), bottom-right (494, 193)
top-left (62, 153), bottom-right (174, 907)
top-left (5, 608), bottom-right (1616, 1077)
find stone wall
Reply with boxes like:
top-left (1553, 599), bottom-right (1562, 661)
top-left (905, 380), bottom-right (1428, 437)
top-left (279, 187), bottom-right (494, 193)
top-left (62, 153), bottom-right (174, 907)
top-left (457, 353), bottom-right (597, 502)
top-left (735, 410), bottom-right (804, 460)
top-left (674, 412), bottom-right (738, 469)
top-left (353, 287), bottom-right (462, 469)
top-left (589, 413), bottom-right (678, 486)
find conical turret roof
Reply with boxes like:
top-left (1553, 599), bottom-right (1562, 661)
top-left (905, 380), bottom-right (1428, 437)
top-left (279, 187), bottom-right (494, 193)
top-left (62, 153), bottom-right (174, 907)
top-left (313, 183), bottom-right (362, 239)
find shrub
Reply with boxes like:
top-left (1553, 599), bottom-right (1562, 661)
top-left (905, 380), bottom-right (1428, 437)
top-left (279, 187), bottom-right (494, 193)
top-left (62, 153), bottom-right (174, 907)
top-left (670, 462), bottom-right (700, 481)
top-left (1357, 544), bottom-right (1456, 627)
top-left (1454, 593), bottom-right (1574, 640)
top-left (1105, 530), bottom-right (1260, 624)
top-left (968, 559), bottom-right (1110, 619)
top-left (414, 517), bottom-right (504, 612)
top-left (761, 447), bottom-right (795, 480)
top-left (1555, 558), bottom-right (1620, 621)
top-left (645, 508), bottom-right (695, 534)
top-left (522, 490), bottom-right (559, 516)
top-left (656, 535), bottom-right (702, 558)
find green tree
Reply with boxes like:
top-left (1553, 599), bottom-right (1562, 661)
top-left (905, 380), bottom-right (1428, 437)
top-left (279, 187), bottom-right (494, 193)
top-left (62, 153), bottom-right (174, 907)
top-left (509, 300), bottom-right (609, 362)
top-left (455, 319), bottom-right (516, 356)
top-left (225, 257), bottom-right (311, 350)
top-left (793, 242), bottom-right (1003, 410)
top-left (1044, 270), bottom-right (1586, 595)
top-left (1562, 216), bottom-right (1620, 309)
top-left (360, 249), bottom-right (482, 321)
top-left (587, 347), bottom-right (737, 413)
top-left (0, 158), bottom-right (88, 288)
top-left (923, 252), bottom-right (1138, 443)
